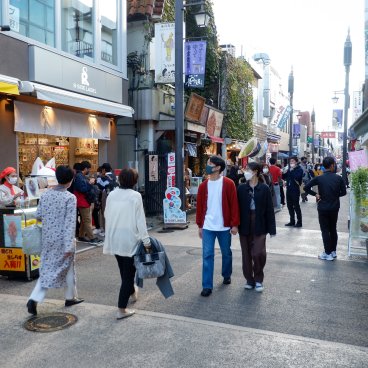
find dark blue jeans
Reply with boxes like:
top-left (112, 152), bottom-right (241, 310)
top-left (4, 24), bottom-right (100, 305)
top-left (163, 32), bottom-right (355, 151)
top-left (202, 229), bottom-right (232, 289)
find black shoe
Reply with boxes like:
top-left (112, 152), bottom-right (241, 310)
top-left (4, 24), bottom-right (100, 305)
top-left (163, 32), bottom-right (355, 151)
top-left (65, 298), bottom-right (84, 307)
top-left (89, 238), bottom-right (103, 245)
top-left (200, 288), bottom-right (212, 297)
top-left (294, 223), bottom-right (302, 228)
top-left (77, 237), bottom-right (90, 242)
top-left (285, 222), bottom-right (295, 227)
top-left (223, 277), bottom-right (231, 285)
top-left (27, 299), bottom-right (37, 316)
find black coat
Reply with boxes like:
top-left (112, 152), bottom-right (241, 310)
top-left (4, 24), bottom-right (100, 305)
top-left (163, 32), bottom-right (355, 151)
top-left (282, 164), bottom-right (304, 195)
top-left (237, 182), bottom-right (276, 236)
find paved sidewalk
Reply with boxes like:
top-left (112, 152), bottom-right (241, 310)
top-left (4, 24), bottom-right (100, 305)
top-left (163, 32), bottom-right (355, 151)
top-left (1, 294), bottom-right (368, 368)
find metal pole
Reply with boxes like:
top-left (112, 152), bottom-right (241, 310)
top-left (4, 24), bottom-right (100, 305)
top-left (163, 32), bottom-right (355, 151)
top-left (288, 68), bottom-right (294, 157)
top-left (311, 109), bottom-right (315, 163)
top-left (342, 30), bottom-right (352, 185)
top-left (175, 0), bottom-right (185, 209)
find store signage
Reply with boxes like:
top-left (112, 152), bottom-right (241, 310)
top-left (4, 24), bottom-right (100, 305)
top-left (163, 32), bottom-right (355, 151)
top-left (185, 93), bottom-right (206, 122)
top-left (277, 105), bottom-right (292, 130)
top-left (163, 187), bottom-right (187, 224)
top-left (0, 248), bottom-right (25, 272)
top-left (155, 23), bottom-right (176, 84)
top-left (29, 46), bottom-right (123, 103)
top-left (206, 108), bottom-right (224, 137)
top-left (332, 109), bottom-right (343, 128)
top-left (149, 155), bottom-right (158, 182)
top-left (353, 91), bottom-right (363, 123)
top-left (271, 105), bottom-right (290, 128)
top-left (293, 123), bottom-right (301, 138)
top-left (185, 41), bottom-right (207, 88)
top-left (321, 131), bottom-right (336, 139)
top-left (348, 149), bottom-right (368, 171)
top-left (9, 5), bottom-right (20, 32)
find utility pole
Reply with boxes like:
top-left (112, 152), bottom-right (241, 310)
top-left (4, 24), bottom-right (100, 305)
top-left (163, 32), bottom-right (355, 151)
top-left (288, 68), bottom-right (294, 157)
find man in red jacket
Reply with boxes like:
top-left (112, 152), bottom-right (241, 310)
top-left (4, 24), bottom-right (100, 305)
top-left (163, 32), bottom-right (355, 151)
top-left (196, 155), bottom-right (240, 297)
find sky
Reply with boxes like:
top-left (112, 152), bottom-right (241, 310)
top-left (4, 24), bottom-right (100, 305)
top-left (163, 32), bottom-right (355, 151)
top-left (212, 0), bottom-right (365, 131)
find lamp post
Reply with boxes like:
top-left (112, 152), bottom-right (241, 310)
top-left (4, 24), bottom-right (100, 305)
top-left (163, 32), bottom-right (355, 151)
top-left (342, 30), bottom-right (352, 186)
top-left (288, 68), bottom-right (294, 157)
top-left (311, 108), bottom-right (316, 163)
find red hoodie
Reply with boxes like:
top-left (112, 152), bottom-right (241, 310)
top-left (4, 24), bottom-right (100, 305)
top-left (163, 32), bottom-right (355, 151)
top-left (196, 176), bottom-right (240, 229)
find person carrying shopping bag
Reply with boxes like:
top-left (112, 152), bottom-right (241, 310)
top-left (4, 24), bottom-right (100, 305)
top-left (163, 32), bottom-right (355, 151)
top-left (103, 168), bottom-right (151, 320)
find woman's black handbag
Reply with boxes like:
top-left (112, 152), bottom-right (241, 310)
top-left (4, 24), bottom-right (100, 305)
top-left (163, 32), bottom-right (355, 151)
top-left (134, 241), bottom-right (166, 279)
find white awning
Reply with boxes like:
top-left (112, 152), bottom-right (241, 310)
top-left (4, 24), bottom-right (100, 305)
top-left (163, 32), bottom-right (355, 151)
top-left (29, 83), bottom-right (134, 117)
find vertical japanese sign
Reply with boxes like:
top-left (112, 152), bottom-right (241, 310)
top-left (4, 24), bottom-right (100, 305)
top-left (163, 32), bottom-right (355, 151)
top-left (332, 109), bottom-right (343, 128)
top-left (185, 41), bottom-right (207, 88)
top-left (155, 23), bottom-right (175, 84)
top-left (167, 152), bottom-right (176, 188)
top-left (149, 155), bottom-right (158, 182)
top-left (277, 105), bottom-right (292, 130)
top-left (353, 91), bottom-right (363, 123)
top-left (293, 124), bottom-right (301, 138)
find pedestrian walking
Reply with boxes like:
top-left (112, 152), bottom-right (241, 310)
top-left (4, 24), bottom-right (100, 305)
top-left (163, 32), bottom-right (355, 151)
top-left (27, 166), bottom-right (84, 316)
top-left (103, 168), bottom-right (151, 319)
top-left (303, 157), bottom-right (347, 260)
top-left (196, 155), bottom-right (239, 297)
top-left (282, 157), bottom-right (304, 227)
top-left (238, 162), bottom-right (276, 292)
top-left (269, 158), bottom-right (283, 210)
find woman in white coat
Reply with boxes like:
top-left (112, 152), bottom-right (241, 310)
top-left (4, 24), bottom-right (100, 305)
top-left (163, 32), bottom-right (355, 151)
top-left (0, 167), bottom-right (24, 207)
top-left (103, 168), bottom-right (151, 320)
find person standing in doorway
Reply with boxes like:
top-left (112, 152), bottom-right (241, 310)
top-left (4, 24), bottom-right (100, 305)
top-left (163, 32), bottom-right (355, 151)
top-left (303, 157), bottom-right (347, 261)
top-left (196, 155), bottom-right (239, 297)
top-left (27, 166), bottom-right (84, 315)
top-left (269, 158), bottom-right (283, 211)
top-left (282, 157), bottom-right (304, 227)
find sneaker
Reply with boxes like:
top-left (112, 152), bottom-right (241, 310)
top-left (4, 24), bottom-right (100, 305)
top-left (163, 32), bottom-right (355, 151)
top-left (99, 231), bottom-right (105, 237)
top-left (331, 251), bottom-right (337, 258)
top-left (223, 277), bottom-right (231, 285)
top-left (255, 282), bottom-right (264, 292)
top-left (244, 283), bottom-right (254, 290)
top-left (318, 252), bottom-right (334, 261)
top-left (89, 238), bottom-right (103, 245)
top-left (77, 237), bottom-right (90, 243)
top-left (93, 228), bottom-right (101, 235)
top-left (200, 288), bottom-right (212, 297)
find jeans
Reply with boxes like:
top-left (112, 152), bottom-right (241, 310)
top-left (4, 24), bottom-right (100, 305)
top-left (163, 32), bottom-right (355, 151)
top-left (273, 184), bottom-right (281, 209)
top-left (286, 191), bottom-right (302, 224)
top-left (318, 210), bottom-right (339, 254)
top-left (202, 229), bottom-right (232, 289)
top-left (115, 255), bottom-right (136, 309)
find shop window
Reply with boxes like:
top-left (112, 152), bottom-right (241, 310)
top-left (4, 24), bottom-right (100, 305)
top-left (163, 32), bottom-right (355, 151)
top-left (100, 0), bottom-right (117, 66)
top-left (9, 0), bottom-right (55, 47)
top-left (61, 0), bottom-right (93, 60)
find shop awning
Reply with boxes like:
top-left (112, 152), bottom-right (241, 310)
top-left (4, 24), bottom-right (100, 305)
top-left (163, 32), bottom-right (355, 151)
top-left (208, 135), bottom-right (224, 143)
top-left (32, 83), bottom-right (134, 117)
top-left (0, 74), bottom-right (20, 95)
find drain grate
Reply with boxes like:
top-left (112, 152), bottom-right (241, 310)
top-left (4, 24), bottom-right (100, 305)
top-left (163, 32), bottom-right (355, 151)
top-left (24, 312), bottom-right (78, 333)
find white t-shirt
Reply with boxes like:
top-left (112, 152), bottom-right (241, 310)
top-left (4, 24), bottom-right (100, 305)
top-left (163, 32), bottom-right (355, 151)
top-left (203, 176), bottom-right (230, 231)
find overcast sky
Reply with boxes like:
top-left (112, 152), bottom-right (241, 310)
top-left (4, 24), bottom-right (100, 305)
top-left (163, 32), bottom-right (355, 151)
top-left (212, 0), bottom-right (365, 131)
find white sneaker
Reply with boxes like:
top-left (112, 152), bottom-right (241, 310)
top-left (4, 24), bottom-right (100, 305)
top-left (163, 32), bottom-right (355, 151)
top-left (93, 229), bottom-right (101, 235)
top-left (255, 282), bottom-right (264, 292)
top-left (331, 251), bottom-right (337, 258)
top-left (99, 231), bottom-right (105, 237)
top-left (244, 283), bottom-right (254, 290)
top-left (318, 252), bottom-right (334, 261)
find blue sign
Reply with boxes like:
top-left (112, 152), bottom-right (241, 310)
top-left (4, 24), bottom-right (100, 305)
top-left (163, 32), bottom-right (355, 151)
top-left (185, 41), bottom-right (207, 88)
top-left (277, 105), bottom-right (292, 130)
top-left (293, 123), bottom-right (301, 138)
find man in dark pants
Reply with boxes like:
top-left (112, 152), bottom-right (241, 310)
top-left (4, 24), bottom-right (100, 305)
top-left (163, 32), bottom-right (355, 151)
top-left (304, 157), bottom-right (346, 261)
top-left (282, 157), bottom-right (304, 227)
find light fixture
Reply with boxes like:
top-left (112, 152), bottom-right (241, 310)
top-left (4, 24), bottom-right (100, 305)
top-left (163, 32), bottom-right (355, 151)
top-left (194, 5), bottom-right (210, 28)
top-left (332, 95), bottom-right (339, 104)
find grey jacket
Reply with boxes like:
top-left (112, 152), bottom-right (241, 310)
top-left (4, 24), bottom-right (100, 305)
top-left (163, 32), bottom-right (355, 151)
top-left (135, 237), bottom-right (174, 299)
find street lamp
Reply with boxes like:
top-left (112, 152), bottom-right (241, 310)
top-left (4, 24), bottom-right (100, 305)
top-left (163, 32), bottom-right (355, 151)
top-left (288, 67), bottom-right (294, 157)
top-left (311, 108), bottom-right (316, 163)
top-left (342, 30), bottom-right (352, 185)
top-left (175, 0), bottom-right (209, 211)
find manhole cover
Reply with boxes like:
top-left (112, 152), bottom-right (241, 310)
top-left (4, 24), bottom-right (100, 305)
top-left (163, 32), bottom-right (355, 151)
top-left (24, 312), bottom-right (78, 333)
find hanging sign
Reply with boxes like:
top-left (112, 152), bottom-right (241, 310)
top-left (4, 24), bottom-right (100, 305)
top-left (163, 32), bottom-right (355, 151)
top-left (332, 109), bottom-right (343, 128)
top-left (185, 41), bottom-right (207, 88)
top-left (277, 105), bottom-right (292, 130)
top-left (155, 23), bottom-right (175, 84)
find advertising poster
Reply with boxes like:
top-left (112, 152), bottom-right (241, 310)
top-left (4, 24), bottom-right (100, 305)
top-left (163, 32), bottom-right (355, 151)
top-left (155, 23), bottom-right (175, 84)
top-left (25, 177), bottom-right (40, 200)
top-left (206, 108), bottom-right (224, 137)
top-left (149, 155), bottom-right (158, 182)
top-left (163, 187), bottom-right (187, 224)
top-left (30, 255), bottom-right (41, 271)
top-left (277, 105), bottom-right (292, 130)
top-left (185, 41), bottom-right (207, 88)
top-left (0, 248), bottom-right (25, 272)
top-left (293, 124), bottom-right (301, 138)
top-left (332, 109), bottom-right (343, 128)
top-left (185, 93), bottom-right (206, 122)
top-left (353, 91), bottom-right (363, 123)
top-left (270, 105), bottom-right (286, 127)
top-left (3, 215), bottom-right (23, 248)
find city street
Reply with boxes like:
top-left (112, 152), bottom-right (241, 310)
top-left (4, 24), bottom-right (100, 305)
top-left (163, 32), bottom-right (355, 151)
top-left (1, 193), bottom-right (367, 367)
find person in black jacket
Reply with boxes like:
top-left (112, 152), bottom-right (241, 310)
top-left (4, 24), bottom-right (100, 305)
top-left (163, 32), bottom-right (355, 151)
top-left (237, 162), bottom-right (276, 292)
top-left (282, 157), bottom-right (304, 227)
top-left (304, 156), bottom-right (347, 261)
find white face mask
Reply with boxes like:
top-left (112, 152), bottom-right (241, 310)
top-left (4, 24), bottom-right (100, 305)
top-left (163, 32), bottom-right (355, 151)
top-left (244, 171), bottom-right (253, 181)
top-left (290, 163), bottom-right (296, 168)
top-left (8, 176), bottom-right (17, 185)
top-left (263, 168), bottom-right (269, 174)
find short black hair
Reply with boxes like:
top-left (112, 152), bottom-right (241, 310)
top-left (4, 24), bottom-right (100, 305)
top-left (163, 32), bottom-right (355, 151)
top-left (119, 168), bottom-right (138, 189)
top-left (101, 163), bottom-right (112, 172)
top-left (269, 158), bottom-right (276, 165)
top-left (73, 162), bottom-right (82, 171)
top-left (209, 155), bottom-right (225, 173)
top-left (289, 156), bottom-right (299, 162)
top-left (56, 166), bottom-right (74, 184)
top-left (323, 156), bottom-right (335, 169)
top-left (80, 161), bottom-right (91, 170)
top-left (301, 157), bottom-right (307, 161)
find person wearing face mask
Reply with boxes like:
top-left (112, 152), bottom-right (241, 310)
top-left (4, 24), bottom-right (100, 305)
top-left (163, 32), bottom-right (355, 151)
top-left (237, 162), bottom-right (276, 292)
top-left (196, 155), bottom-right (240, 297)
top-left (0, 167), bottom-right (24, 207)
top-left (313, 164), bottom-right (323, 177)
top-left (27, 166), bottom-right (84, 316)
top-left (282, 157), bottom-right (304, 227)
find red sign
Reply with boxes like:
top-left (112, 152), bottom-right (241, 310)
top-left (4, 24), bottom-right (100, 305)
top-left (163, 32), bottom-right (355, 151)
top-left (321, 132), bottom-right (336, 139)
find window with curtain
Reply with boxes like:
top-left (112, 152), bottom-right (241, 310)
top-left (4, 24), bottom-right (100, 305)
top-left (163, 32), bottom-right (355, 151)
top-left (9, 0), bottom-right (55, 46)
top-left (61, 0), bottom-right (93, 60)
top-left (100, 0), bottom-right (117, 66)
